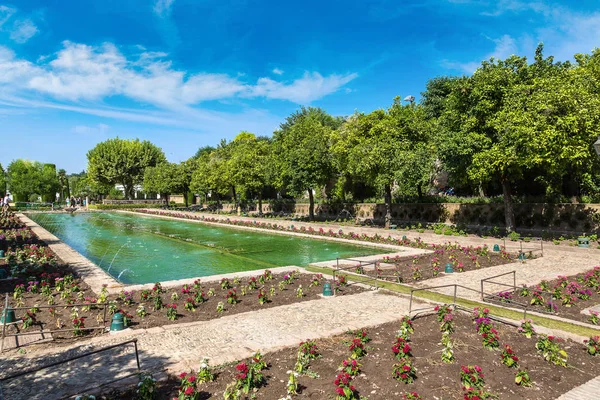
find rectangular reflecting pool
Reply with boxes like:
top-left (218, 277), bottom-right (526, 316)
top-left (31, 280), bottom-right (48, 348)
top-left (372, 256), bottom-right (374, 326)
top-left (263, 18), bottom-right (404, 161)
top-left (27, 212), bottom-right (386, 284)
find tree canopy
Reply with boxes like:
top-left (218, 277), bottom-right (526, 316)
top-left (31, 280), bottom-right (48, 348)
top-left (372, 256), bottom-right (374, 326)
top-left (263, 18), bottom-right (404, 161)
top-left (87, 138), bottom-right (166, 199)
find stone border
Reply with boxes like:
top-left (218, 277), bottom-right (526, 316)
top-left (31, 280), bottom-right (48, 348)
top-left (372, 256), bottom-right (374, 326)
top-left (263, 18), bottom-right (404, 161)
top-left (17, 213), bottom-right (123, 294)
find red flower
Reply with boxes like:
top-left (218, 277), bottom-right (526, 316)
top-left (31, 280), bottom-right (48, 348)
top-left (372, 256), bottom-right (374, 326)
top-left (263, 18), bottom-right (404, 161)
top-left (184, 386), bottom-right (194, 395)
top-left (187, 375), bottom-right (196, 383)
top-left (179, 372), bottom-right (187, 378)
top-left (336, 387), bottom-right (345, 395)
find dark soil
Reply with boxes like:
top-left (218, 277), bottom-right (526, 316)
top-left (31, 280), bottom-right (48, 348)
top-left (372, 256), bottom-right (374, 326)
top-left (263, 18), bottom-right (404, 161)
top-left (348, 245), bottom-right (521, 283)
top-left (486, 267), bottom-right (600, 326)
top-left (4, 272), bottom-right (362, 344)
top-left (99, 309), bottom-right (600, 400)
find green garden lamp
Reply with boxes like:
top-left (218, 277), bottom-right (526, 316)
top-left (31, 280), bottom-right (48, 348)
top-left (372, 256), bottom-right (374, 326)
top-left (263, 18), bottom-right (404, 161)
top-left (322, 282), bottom-right (333, 296)
top-left (110, 313), bottom-right (125, 331)
top-left (0, 250), bottom-right (4, 258)
top-left (518, 252), bottom-right (527, 261)
top-left (493, 244), bottom-right (500, 252)
top-left (1, 307), bottom-right (16, 324)
top-left (444, 263), bottom-right (454, 273)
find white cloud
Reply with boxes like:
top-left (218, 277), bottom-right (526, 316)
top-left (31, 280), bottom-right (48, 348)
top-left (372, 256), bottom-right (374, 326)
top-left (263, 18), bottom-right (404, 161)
top-left (0, 5), bottom-right (15, 28)
top-left (272, 68), bottom-right (284, 75)
top-left (480, 0), bottom-right (550, 17)
top-left (153, 0), bottom-right (175, 17)
top-left (250, 72), bottom-right (358, 103)
top-left (72, 123), bottom-right (109, 134)
top-left (0, 41), bottom-right (356, 107)
top-left (9, 18), bottom-right (38, 43)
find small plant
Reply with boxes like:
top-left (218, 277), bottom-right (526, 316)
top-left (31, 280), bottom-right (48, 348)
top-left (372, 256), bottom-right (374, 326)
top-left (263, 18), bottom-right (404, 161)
top-left (177, 371), bottom-right (200, 400)
top-left (440, 312), bottom-right (454, 334)
top-left (283, 273), bottom-right (293, 285)
top-left (216, 301), bottom-right (225, 313)
top-left (397, 316), bottom-right (414, 339)
top-left (21, 311), bottom-right (36, 329)
top-left (197, 358), bottom-right (215, 382)
top-left (348, 338), bottom-right (366, 359)
top-left (247, 277), bottom-right (258, 289)
top-left (152, 295), bottom-right (163, 311)
top-left (585, 336), bottom-right (600, 356)
top-left (137, 372), bottom-right (157, 400)
top-left (333, 372), bottom-right (358, 400)
top-left (98, 284), bottom-right (109, 303)
top-left (518, 319), bottom-right (536, 338)
top-left (535, 335), bottom-right (568, 367)
top-left (166, 303), bottom-right (177, 321)
top-left (514, 369), bottom-right (532, 387)
top-left (481, 328), bottom-right (500, 350)
top-left (207, 288), bottom-right (215, 296)
top-left (402, 393), bottom-right (423, 400)
top-left (72, 317), bottom-right (86, 336)
top-left (184, 297), bottom-right (196, 312)
top-left (296, 285), bottom-right (304, 298)
top-left (285, 370), bottom-right (299, 395)
top-left (227, 289), bottom-right (239, 304)
top-left (500, 344), bottom-right (519, 368)
top-left (171, 292), bottom-right (180, 301)
top-left (393, 359), bottom-right (417, 384)
top-left (194, 291), bottom-right (206, 304)
top-left (441, 333), bottom-right (454, 363)
top-left (136, 304), bottom-right (147, 318)
top-left (392, 337), bottom-right (412, 360)
top-left (519, 285), bottom-right (531, 297)
top-left (589, 310), bottom-right (599, 325)
top-left (460, 365), bottom-right (485, 390)
top-left (220, 278), bottom-right (231, 290)
top-left (340, 358), bottom-right (361, 376)
top-left (335, 275), bottom-right (348, 287)
top-left (310, 274), bottom-right (323, 287)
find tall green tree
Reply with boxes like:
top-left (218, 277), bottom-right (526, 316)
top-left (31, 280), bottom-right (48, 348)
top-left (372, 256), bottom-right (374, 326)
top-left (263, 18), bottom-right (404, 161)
top-left (436, 44), bottom-right (600, 231)
top-left (143, 163), bottom-right (187, 204)
top-left (39, 164), bottom-right (60, 203)
top-left (273, 108), bottom-right (337, 220)
top-left (7, 160), bottom-right (42, 202)
top-left (57, 169), bottom-right (70, 201)
top-left (228, 132), bottom-right (272, 214)
top-left (86, 138), bottom-right (166, 199)
top-left (0, 163), bottom-right (6, 195)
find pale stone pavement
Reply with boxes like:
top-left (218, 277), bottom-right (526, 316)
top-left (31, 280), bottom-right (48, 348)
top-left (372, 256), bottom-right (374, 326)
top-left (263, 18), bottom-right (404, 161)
top-left (0, 291), bottom-right (417, 399)
top-left (557, 375), bottom-right (600, 400)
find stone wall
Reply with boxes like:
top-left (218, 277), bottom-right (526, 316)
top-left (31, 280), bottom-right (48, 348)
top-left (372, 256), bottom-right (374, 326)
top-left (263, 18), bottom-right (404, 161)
top-left (209, 202), bottom-right (600, 233)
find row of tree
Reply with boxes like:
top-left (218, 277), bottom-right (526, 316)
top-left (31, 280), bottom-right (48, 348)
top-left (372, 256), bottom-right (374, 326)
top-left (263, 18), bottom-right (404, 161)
top-left (3, 45), bottom-right (600, 231)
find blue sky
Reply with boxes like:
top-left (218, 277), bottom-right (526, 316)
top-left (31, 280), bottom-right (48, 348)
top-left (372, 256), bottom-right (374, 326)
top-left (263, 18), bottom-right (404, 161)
top-left (1, 0), bottom-right (600, 173)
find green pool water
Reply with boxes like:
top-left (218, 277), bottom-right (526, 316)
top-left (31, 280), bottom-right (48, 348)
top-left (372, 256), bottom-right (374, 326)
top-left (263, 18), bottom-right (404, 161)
top-left (27, 212), bottom-right (385, 284)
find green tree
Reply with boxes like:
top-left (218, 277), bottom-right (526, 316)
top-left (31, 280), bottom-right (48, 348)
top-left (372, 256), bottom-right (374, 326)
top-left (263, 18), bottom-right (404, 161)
top-left (57, 169), bottom-right (70, 202)
top-left (143, 163), bottom-right (187, 205)
top-left (228, 132), bottom-right (272, 214)
top-left (7, 160), bottom-right (42, 202)
top-left (86, 138), bottom-right (166, 199)
top-left (0, 163), bottom-right (6, 195)
top-left (39, 163), bottom-right (60, 203)
top-left (273, 108), bottom-right (336, 220)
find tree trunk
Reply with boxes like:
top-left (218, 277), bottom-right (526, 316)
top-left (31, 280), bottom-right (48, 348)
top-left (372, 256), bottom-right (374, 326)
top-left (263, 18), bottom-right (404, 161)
top-left (184, 191), bottom-right (189, 207)
top-left (258, 192), bottom-right (263, 216)
top-left (123, 183), bottom-right (133, 200)
top-left (501, 175), bottom-right (516, 233)
top-left (384, 184), bottom-right (392, 229)
top-left (417, 183), bottom-right (423, 202)
top-left (308, 189), bottom-right (315, 221)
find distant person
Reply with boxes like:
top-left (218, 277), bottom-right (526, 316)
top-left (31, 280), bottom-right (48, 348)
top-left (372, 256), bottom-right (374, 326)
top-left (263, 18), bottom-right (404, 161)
top-left (2, 193), bottom-right (9, 211)
top-left (70, 197), bottom-right (76, 208)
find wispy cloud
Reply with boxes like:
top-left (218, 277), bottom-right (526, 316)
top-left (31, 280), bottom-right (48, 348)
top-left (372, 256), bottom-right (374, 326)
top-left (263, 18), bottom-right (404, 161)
top-left (0, 41), bottom-right (357, 108)
top-left (0, 5), bottom-right (15, 28)
top-left (72, 123), bottom-right (109, 135)
top-left (153, 0), bottom-right (175, 17)
top-left (440, 34), bottom-right (517, 74)
top-left (272, 68), bottom-right (284, 75)
top-left (480, 0), bottom-right (550, 17)
top-left (9, 18), bottom-right (38, 43)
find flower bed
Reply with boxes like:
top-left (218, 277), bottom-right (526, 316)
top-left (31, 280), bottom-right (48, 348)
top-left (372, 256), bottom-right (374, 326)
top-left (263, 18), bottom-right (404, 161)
top-left (6, 270), bottom-right (362, 344)
top-left (354, 243), bottom-right (518, 283)
top-left (96, 309), bottom-right (600, 399)
top-left (487, 266), bottom-right (600, 325)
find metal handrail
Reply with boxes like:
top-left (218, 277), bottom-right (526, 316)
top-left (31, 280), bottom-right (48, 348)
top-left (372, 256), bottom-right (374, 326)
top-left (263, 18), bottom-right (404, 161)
top-left (480, 271), bottom-right (517, 300)
top-left (0, 339), bottom-right (141, 399)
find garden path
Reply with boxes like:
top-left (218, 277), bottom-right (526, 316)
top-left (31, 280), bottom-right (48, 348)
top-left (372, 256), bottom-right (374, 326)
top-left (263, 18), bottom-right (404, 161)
top-left (556, 375), bottom-right (600, 400)
top-left (0, 290), bottom-right (417, 399)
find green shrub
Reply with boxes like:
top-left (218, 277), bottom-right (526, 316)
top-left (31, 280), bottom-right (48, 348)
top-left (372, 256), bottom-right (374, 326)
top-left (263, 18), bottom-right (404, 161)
top-left (89, 204), bottom-right (164, 210)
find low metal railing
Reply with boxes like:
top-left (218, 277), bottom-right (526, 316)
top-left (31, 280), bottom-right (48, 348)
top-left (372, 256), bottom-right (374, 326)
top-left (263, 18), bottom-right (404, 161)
top-left (1, 294), bottom-right (112, 353)
top-left (0, 339), bottom-right (141, 399)
top-left (333, 258), bottom-right (380, 289)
